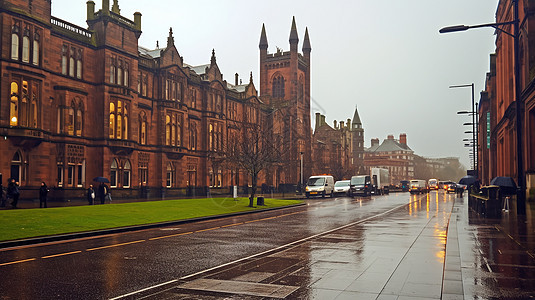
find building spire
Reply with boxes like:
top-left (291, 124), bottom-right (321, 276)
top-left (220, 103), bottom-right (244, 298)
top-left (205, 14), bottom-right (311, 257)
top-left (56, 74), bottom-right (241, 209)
top-left (250, 71), bottom-right (253, 84)
top-left (211, 49), bottom-right (217, 65)
top-left (352, 105), bottom-right (362, 125)
top-left (167, 27), bottom-right (174, 47)
top-left (259, 23), bottom-right (268, 50)
top-left (111, 0), bottom-right (120, 14)
top-left (302, 27), bottom-right (311, 52)
top-left (289, 16), bottom-right (299, 44)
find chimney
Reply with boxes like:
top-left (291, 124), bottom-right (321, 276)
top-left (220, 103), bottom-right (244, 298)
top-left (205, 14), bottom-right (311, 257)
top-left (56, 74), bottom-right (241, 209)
top-left (340, 121), bottom-right (345, 129)
top-left (333, 120), bottom-right (337, 129)
top-left (235, 73), bottom-right (239, 86)
top-left (134, 12), bottom-right (142, 31)
top-left (400, 133), bottom-right (407, 145)
top-left (86, 1), bottom-right (95, 21)
top-left (387, 134), bottom-right (394, 140)
top-left (371, 138), bottom-right (379, 147)
top-left (315, 113), bottom-right (321, 130)
top-left (102, 0), bottom-right (110, 15)
top-left (321, 115), bottom-right (326, 126)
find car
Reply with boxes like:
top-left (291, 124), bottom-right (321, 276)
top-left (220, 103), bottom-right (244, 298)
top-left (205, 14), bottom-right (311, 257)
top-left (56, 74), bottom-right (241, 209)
top-left (443, 181), bottom-right (455, 191)
top-left (428, 178), bottom-right (438, 190)
top-left (333, 180), bottom-right (351, 196)
top-left (349, 175), bottom-right (372, 197)
top-left (447, 183), bottom-right (457, 193)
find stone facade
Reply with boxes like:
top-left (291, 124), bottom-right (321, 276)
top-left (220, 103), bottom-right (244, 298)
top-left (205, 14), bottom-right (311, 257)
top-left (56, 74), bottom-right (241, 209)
top-left (0, 0), bottom-right (313, 200)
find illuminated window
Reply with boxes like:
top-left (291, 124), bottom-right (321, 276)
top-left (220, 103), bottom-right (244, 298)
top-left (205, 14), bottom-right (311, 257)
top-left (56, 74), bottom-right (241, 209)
top-left (165, 115), bottom-right (171, 145)
top-left (166, 163), bottom-right (173, 188)
top-left (10, 82), bottom-right (19, 126)
top-left (109, 103), bottom-right (115, 138)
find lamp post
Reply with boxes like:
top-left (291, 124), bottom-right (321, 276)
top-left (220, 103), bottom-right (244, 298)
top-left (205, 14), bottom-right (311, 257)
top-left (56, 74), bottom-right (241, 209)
top-left (440, 0), bottom-right (525, 214)
top-left (451, 83), bottom-right (477, 177)
top-left (300, 151), bottom-right (304, 193)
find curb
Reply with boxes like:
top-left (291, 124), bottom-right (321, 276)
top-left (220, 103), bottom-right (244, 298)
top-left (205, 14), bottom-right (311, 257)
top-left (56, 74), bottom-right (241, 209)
top-left (0, 202), bottom-right (306, 249)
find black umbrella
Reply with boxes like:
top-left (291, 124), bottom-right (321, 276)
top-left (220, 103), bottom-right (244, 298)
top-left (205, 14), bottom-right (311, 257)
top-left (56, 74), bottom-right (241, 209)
top-left (490, 176), bottom-right (517, 195)
top-left (459, 175), bottom-right (477, 186)
top-left (93, 176), bottom-right (110, 183)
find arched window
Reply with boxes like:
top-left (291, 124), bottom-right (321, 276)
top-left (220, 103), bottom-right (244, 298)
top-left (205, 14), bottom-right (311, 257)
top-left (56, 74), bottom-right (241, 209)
top-left (166, 162), bottom-right (174, 188)
top-left (118, 60), bottom-right (123, 86)
top-left (61, 45), bottom-right (68, 75)
top-left (177, 116), bottom-right (182, 146)
top-left (123, 63), bottom-right (129, 87)
top-left (110, 159), bottom-right (118, 188)
top-left (109, 103), bottom-right (115, 138)
top-left (123, 105), bottom-right (128, 139)
top-left (75, 107), bottom-right (83, 136)
top-left (11, 152), bottom-right (22, 183)
top-left (209, 123), bottom-right (213, 150)
top-left (67, 107), bottom-right (74, 135)
top-left (11, 24), bottom-right (19, 60)
top-left (32, 31), bottom-right (40, 66)
top-left (171, 115), bottom-right (176, 146)
top-left (76, 49), bottom-right (82, 79)
top-left (123, 160), bottom-right (131, 188)
top-left (20, 81), bottom-right (28, 127)
top-left (272, 75), bottom-right (285, 98)
top-left (22, 28), bottom-right (30, 63)
top-left (30, 87), bottom-right (38, 128)
top-left (10, 82), bottom-right (19, 126)
top-left (116, 101), bottom-right (122, 139)
top-left (69, 47), bottom-right (75, 77)
top-left (190, 123), bottom-right (197, 150)
top-left (165, 115), bottom-right (171, 145)
top-left (139, 112), bottom-right (147, 145)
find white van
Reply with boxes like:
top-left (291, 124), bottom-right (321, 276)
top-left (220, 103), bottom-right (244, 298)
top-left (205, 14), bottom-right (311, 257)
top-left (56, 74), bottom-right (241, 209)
top-left (305, 175), bottom-right (335, 198)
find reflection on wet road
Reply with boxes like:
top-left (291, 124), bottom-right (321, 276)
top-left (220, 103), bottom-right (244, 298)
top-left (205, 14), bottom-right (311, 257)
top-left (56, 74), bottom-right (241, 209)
top-left (1, 191), bottom-right (533, 299)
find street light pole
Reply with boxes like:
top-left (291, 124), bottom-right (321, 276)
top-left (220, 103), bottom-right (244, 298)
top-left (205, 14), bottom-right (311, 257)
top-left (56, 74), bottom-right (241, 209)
top-left (440, 0), bottom-right (525, 214)
top-left (451, 83), bottom-right (476, 176)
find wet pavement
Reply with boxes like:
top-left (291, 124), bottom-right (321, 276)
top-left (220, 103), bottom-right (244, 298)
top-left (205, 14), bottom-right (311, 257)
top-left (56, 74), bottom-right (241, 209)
top-left (2, 192), bottom-right (535, 299)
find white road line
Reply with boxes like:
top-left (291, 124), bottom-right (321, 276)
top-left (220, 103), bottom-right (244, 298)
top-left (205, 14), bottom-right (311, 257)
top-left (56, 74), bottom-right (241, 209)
top-left (109, 199), bottom-right (417, 300)
top-left (109, 279), bottom-right (178, 300)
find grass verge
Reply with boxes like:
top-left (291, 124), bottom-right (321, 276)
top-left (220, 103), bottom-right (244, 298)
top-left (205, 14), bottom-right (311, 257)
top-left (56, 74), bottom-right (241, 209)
top-left (0, 197), bottom-right (302, 242)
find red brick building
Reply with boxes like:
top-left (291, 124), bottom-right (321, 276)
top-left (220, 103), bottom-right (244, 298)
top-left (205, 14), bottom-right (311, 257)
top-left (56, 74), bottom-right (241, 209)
top-left (478, 0), bottom-right (535, 199)
top-left (0, 0), bottom-right (313, 199)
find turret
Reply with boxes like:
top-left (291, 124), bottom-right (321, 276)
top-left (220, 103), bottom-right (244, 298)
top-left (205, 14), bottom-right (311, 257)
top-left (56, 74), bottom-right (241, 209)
top-left (302, 27), bottom-right (311, 55)
top-left (289, 16), bottom-right (299, 52)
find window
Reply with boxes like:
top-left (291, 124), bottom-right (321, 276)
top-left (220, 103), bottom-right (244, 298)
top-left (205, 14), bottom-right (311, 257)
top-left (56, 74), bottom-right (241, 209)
top-left (10, 152), bottom-right (22, 183)
top-left (69, 48), bottom-right (75, 77)
top-left (67, 165), bottom-right (74, 186)
top-left (139, 112), bottom-right (147, 145)
top-left (272, 75), bottom-right (285, 98)
top-left (139, 162), bottom-right (148, 186)
top-left (57, 163), bottom-right (63, 187)
top-left (61, 44), bottom-right (82, 78)
top-left (67, 107), bottom-right (74, 135)
top-left (61, 45), bottom-right (68, 75)
top-left (209, 123), bottom-right (213, 150)
top-left (137, 72), bottom-right (141, 93)
top-left (166, 163), bottom-right (174, 188)
top-left (64, 98), bottom-right (84, 136)
top-left (109, 103), bottom-right (115, 138)
top-left (190, 123), bottom-right (197, 150)
top-left (110, 159), bottom-right (118, 188)
top-left (11, 24), bottom-right (20, 60)
top-left (166, 115), bottom-right (171, 145)
top-left (123, 160), bottom-right (131, 188)
top-left (142, 74), bottom-right (148, 97)
top-left (9, 78), bottom-right (40, 128)
top-left (32, 31), bottom-right (39, 65)
top-left (76, 49), bottom-right (82, 79)
top-left (22, 27), bottom-right (30, 63)
top-left (77, 164), bottom-right (84, 187)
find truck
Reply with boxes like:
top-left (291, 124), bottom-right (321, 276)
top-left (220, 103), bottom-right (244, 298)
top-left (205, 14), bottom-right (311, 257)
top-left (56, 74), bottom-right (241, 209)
top-left (371, 168), bottom-right (390, 195)
top-left (409, 179), bottom-right (428, 194)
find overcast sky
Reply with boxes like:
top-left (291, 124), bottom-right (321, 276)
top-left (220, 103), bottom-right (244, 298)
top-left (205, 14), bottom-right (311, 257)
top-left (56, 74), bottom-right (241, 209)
top-left (52, 0), bottom-right (499, 169)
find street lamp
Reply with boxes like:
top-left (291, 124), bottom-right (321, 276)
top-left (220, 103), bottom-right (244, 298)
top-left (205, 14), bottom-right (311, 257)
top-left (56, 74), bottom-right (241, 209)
top-left (300, 151), bottom-right (304, 193)
top-left (450, 83), bottom-right (477, 178)
top-left (440, 0), bottom-right (526, 214)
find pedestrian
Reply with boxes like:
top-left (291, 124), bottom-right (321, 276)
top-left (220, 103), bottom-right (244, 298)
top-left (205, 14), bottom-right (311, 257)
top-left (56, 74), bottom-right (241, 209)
top-left (7, 179), bottom-right (20, 209)
top-left (98, 182), bottom-right (108, 204)
top-left (87, 184), bottom-right (95, 205)
top-left (39, 181), bottom-right (49, 208)
top-left (0, 182), bottom-right (6, 208)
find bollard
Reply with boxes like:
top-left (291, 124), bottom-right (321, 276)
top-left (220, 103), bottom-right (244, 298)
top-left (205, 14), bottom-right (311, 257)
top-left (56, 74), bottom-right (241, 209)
top-left (257, 196), bottom-right (264, 206)
top-left (487, 186), bottom-right (501, 218)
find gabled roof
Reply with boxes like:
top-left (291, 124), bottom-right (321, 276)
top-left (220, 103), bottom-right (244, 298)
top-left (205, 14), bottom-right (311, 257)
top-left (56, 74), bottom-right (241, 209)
top-left (185, 63), bottom-right (210, 76)
top-left (366, 138), bottom-right (412, 153)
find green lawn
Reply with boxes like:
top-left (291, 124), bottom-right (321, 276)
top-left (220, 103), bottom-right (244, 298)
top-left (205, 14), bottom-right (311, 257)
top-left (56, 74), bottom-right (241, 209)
top-left (0, 197), bottom-right (302, 242)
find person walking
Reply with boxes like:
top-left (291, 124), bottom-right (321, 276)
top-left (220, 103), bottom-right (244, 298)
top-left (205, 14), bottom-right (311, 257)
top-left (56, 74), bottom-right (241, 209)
top-left (0, 182), bottom-right (6, 208)
top-left (87, 184), bottom-right (95, 205)
top-left (39, 181), bottom-right (49, 208)
top-left (7, 179), bottom-right (20, 209)
top-left (98, 182), bottom-right (108, 204)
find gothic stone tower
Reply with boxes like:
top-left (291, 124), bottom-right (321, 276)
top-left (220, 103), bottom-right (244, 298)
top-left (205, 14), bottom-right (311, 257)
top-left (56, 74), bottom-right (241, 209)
top-left (351, 106), bottom-right (365, 173)
top-left (259, 17), bottom-right (311, 185)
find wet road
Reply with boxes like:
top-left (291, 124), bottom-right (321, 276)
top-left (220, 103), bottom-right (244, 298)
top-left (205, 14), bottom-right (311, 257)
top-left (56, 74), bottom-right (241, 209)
top-left (0, 193), bottom-right (415, 299)
top-left (2, 191), bottom-right (533, 299)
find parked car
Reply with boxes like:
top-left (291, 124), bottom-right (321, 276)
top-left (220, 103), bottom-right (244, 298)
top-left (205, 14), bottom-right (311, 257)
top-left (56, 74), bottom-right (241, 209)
top-left (305, 175), bottom-right (335, 198)
top-left (349, 175), bottom-right (372, 197)
top-left (333, 180), bottom-right (351, 196)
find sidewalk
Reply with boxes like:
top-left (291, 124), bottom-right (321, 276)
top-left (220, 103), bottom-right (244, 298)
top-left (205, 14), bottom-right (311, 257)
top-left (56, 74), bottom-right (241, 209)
top-left (446, 195), bottom-right (535, 299)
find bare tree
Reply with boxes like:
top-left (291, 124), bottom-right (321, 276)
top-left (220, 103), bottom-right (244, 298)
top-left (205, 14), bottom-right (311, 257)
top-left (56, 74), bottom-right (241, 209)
top-left (226, 114), bottom-right (282, 207)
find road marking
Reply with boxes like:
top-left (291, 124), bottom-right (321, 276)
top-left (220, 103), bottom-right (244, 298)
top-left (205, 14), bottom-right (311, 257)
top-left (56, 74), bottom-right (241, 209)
top-left (149, 232), bottom-right (193, 241)
top-left (109, 279), bottom-right (179, 300)
top-left (221, 223), bottom-right (243, 228)
top-left (0, 258), bottom-right (36, 267)
top-left (109, 200), bottom-right (415, 299)
top-left (86, 240), bottom-right (145, 252)
top-left (42, 251), bottom-right (82, 259)
top-left (195, 227), bottom-right (220, 233)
